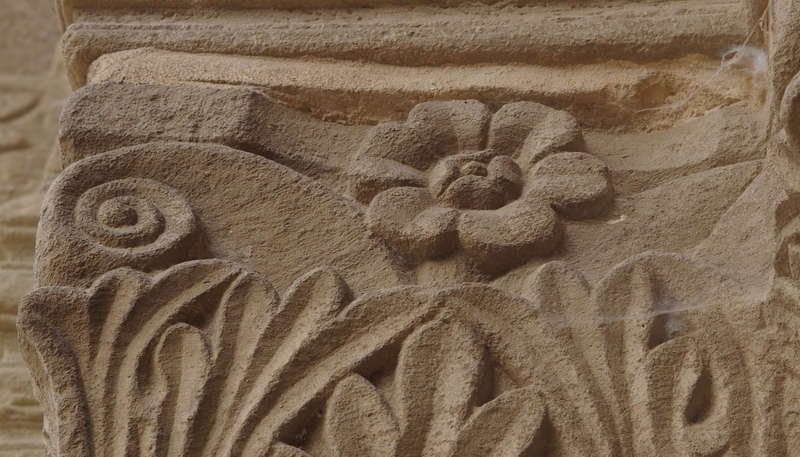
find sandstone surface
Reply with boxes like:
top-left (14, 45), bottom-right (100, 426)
top-left (11, 0), bottom-right (800, 456)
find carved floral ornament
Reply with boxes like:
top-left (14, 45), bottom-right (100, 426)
top-left (19, 0), bottom-right (800, 453)
top-left (349, 100), bottom-right (614, 273)
top-left (19, 60), bottom-right (800, 456)
top-left (18, 252), bottom-right (759, 457)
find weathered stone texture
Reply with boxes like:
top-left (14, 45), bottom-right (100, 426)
top-left (17, 0), bottom-right (800, 456)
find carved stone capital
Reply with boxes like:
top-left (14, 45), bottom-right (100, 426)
top-left (18, 0), bottom-right (800, 455)
top-left (18, 251), bottom-right (768, 456)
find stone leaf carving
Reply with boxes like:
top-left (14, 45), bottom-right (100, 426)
top-left (17, 259), bottom-right (427, 456)
top-left (351, 100), bottom-right (613, 274)
top-left (293, 252), bottom-right (757, 457)
top-left (18, 250), bottom-right (771, 456)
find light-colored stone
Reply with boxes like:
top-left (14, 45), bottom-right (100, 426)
top-left (0, 0), bottom-right (60, 76)
top-left (0, 2), bottom-right (66, 454)
top-left (17, 0), bottom-right (800, 456)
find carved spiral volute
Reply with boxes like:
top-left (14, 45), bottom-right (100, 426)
top-left (37, 173), bottom-right (208, 287)
top-left (74, 178), bottom-right (194, 251)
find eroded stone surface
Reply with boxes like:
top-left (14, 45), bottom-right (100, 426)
top-left (17, 0), bottom-right (800, 456)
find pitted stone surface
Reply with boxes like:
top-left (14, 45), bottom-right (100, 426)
top-left (17, 1), bottom-right (800, 456)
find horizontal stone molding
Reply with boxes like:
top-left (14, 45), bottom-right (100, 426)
top-left (58, 1), bottom-right (753, 88)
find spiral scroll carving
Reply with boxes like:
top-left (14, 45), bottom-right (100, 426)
top-left (37, 171), bottom-right (208, 287)
top-left (74, 178), bottom-right (195, 252)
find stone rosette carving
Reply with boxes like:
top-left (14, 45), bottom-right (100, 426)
top-left (350, 101), bottom-right (613, 273)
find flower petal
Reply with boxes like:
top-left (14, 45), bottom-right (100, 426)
top-left (407, 100), bottom-right (491, 156)
top-left (488, 102), bottom-right (583, 168)
top-left (356, 122), bottom-right (436, 169)
top-left (528, 151), bottom-right (614, 219)
top-left (457, 201), bottom-right (562, 274)
top-left (349, 156), bottom-right (426, 203)
top-left (367, 187), bottom-right (459, 260)
top-left (428, 150), bottom-right (498, 200)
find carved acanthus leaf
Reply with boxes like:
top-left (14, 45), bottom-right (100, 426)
top-left (18, 250), bottom-right (772, 456)
top-left (18, 260), bottom-right (437, 456)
